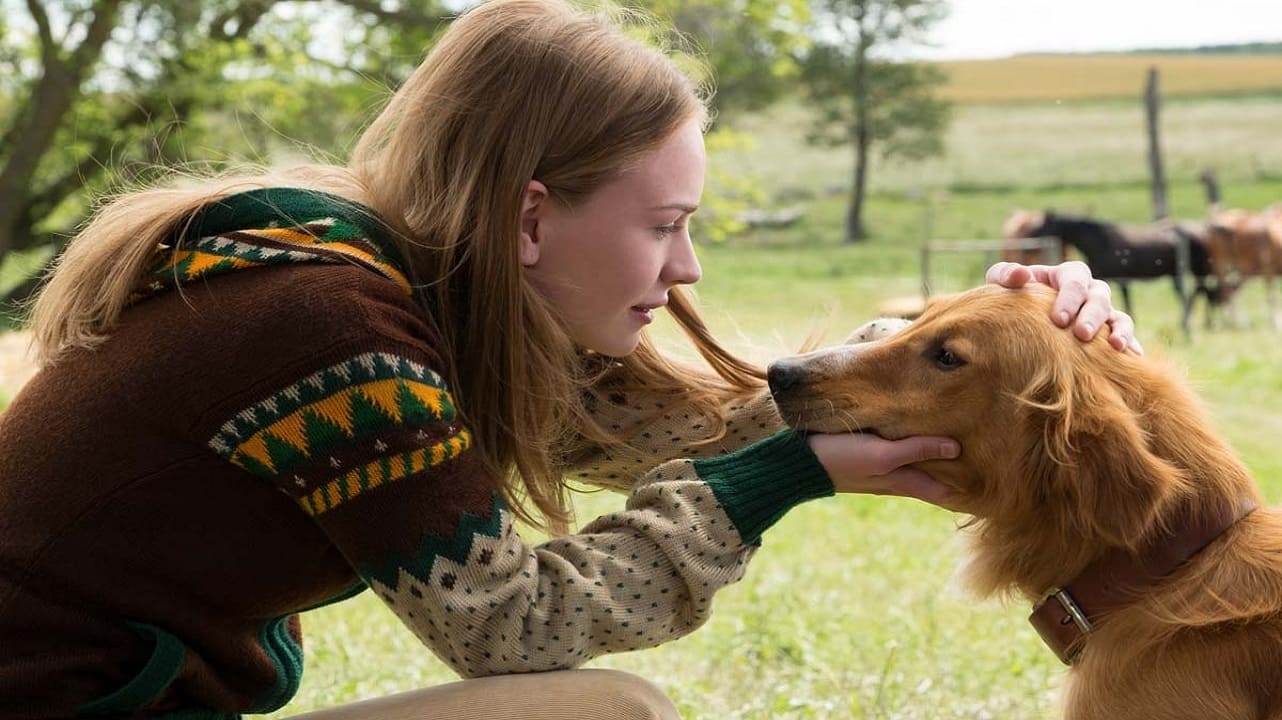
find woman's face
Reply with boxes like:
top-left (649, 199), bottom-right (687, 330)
top-left (520, 119), bottom-right (706, 356)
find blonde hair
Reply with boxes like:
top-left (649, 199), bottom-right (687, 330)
top-left (28, 0), bottom-right (762, 529)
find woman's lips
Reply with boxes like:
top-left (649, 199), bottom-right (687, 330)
top-left (631, 302), bottom-right (665, 324)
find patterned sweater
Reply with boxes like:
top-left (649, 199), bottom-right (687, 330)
top-left (0, 188), bottom-right (830, 719)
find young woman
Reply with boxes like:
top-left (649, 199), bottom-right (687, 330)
top-left (0, 1), bottom-right (1136, 718)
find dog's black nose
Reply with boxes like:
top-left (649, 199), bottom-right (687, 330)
top-left (767, 361), bottom-right (805, 396)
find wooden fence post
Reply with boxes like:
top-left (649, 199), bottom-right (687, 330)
top-left (1145, 67), bottom-right (1169, 221)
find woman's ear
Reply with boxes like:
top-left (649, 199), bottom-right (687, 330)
top-left (519, 180), bottom-right (550, 267)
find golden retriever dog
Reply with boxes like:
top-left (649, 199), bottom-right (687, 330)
top-left (768, 285), bottom-right (1282, 720)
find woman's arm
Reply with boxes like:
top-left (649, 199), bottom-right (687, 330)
top-left (201, 273), bottom-right (837, 679)
top-left (565, 319), bottom-right (913, 492)
top-left (567, 374), bottom-right (781, 492)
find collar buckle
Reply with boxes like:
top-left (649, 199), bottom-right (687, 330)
top-left (1030, 587), bottom-right (1092, 664)
top-left (1049, 588), bottom-right (1092, 634)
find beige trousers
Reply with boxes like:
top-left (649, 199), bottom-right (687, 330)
top-left (287, 669), bottom-right (681, 720)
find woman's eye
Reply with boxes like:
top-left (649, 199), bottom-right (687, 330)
top-left (933, 347), bottom-right (965, 370)
top-left (656, 223), bottom-right (682, 236)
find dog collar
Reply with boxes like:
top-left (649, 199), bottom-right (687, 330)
top-left (1029, 494), bottom-right (1258, 664)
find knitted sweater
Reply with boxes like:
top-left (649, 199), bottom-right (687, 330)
top-left (0, 188), bottom-right (828, 719)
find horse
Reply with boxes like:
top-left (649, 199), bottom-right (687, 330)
top-left (1001, 209), bottom-right (1068, 265)
top-left (1197, 169), bottom-right (1282, 328)
top-left (1206, 205), bottom-right (1282, 329)
top-left (1003, 210), bottom-right (1225, 334)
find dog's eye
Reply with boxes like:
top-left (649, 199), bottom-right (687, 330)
top-left (933, 347), bottom-right (965, 370)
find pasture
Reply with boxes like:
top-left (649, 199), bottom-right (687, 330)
top-left (719, 95), bottom-right (1282, 198)
top-left (263, 87), bottom-right (1282, 718)
top-left (938, 53), bottom-right (1282, 104)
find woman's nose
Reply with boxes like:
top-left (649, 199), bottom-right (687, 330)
top-left (662, 235), bottom-right (702, 286)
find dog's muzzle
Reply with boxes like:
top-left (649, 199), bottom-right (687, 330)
top-left (766, 359), bottom-right (808, 400)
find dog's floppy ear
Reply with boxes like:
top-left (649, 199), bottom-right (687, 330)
top-left (1022, 354), bottom-right (1185, 549)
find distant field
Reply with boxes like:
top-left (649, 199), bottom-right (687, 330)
top-left (937, 53), bottom-right (1282, 103)
top-left (717, 94), bottom-right (1282, 199)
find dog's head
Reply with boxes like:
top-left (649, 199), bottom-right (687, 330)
top-left (769, 285), bottom-right (1197, 595)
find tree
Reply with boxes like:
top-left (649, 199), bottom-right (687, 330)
top-left (799, 0), bottom-right (949, 242)
top-left (639, 0), bottom-right (811, 118)
top-left (0, 0), bottom-right (814, 305)
top-left (0, 0), bottom-right (452, 309)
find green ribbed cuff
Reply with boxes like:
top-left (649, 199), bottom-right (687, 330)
top-left (693, 429), bottom-right (834, 545)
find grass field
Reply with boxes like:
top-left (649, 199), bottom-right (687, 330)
top-left (718, 94), bottom-right (1282, 199)
top-left (266, 89), bottom-right (1282, 718)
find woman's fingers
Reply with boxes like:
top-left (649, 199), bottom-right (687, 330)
top-left (1106, 308), bottom-right (1143, 354)
top-left (987, 260), bottom-right (1142, 354)
top-left (807, 433), bottom-right (960, 510)
top-left (1065, 278), bottom-right (1112, 340)
top-left (985, 261), bottom-right (1034, 288)
top-left (865, 466), bottom-right (964, 510)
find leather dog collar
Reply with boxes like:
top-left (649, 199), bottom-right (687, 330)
top-left (1029, 495), bottom-right (1258, 664)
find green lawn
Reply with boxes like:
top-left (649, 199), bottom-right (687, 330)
top-left (260, 93), bottom-right (1282, 718)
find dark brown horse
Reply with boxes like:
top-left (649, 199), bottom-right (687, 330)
top-left (1003, 210), bottom-right (1226, 334)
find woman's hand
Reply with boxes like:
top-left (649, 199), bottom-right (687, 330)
top-left (986, 260), bottom-right (1143, 354)
top-left (807, 433), bottom-right (961, 510)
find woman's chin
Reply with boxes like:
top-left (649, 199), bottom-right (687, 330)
top-left (583, 333), bottom-right (643, 358)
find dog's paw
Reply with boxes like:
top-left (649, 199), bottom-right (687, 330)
top-left (846, 317), bottom-right (912, 344)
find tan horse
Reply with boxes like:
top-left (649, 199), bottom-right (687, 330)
top-left (1207, 205), bottom-right (1282, 328)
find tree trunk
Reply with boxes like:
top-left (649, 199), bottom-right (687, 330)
top-left (0, 0), bottom-right (122, 258)
top-left (845, 36), bottom-right (871, 243)
top-left (1144, 67), bottom-right (1168, 221)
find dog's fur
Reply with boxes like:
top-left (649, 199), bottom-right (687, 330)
top-left (769, 285), bottom-right (1282, 720)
